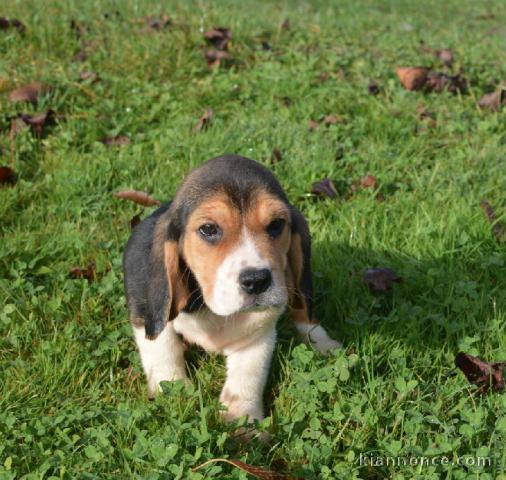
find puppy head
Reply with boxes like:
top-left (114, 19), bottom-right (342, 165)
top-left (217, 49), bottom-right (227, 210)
top-left (166, 155), bottom-right (307, 317)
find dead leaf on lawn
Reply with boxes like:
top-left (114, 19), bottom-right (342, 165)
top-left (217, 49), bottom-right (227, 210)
top-left (368, 80), bottom-right (380, 95)
top-left (204, 27), bottom-right (232, 50)
top-left (192, 458), bottom-right (297, 480)
top-left (0, 166), bottom-right (17, 187)
top-left (281, 18), bottom-right (291, 30)
top-left (194, 108), bottom-right (213, 132)
top-left (69, 263), bottom-right (97, 283)
top-left (0, 17), bottom-right (25, 33)
top-left (481, 200), bottom-right (506, 243)
top-left (9, 110), bottom-right (57, 138)
top-left (363, 268), bottom-right (401, 292)
top-left (308, 120), bottom-right (320, 131)
top-left (436, 48), bottom-right (454, 68)
top-left (101, 135), bottom-right (131, 146)
top-left (323, 114), bottom-right (340, 126)
top-left (9, 82), bottom-right (50, 104)
top-left (425, 72), bottom-right (466, 93)
top-left (396, 67), bottom-right (429, 91)
top-left (360, 175), bottom-right (377, 189)
top-left (455, 352), bottom-right (505, 393)
top-left (311, 178), bottom-right (338, 199)
top-left (204, 49), bottom-right (233, 68)
top-left (271, 148), bottom-right (282, 162)
top-left (478, 89), bottom-right (506, 111)
top-left (114, 190), bottom-right (161, 207)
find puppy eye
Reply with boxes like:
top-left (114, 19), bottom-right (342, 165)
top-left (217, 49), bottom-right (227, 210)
top-left (266, 218), bottom-right (285, 238)
top-left (198, 223), bottom-right (222, 242)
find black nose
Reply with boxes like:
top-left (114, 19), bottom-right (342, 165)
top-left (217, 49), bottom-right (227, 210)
top-left (239, 268), bottom-right (272, 295)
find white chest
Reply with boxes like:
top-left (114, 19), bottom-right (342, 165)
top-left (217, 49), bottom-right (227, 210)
top-left (172, 306), bottom-right (283, 354)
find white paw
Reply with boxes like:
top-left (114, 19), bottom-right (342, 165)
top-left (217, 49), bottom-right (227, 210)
top-left (296, 323), bottom-right (342, 354)
top-left (147, 371), bottom-right (190, 398)
top-left (220, 389), bottom-right (263, 422)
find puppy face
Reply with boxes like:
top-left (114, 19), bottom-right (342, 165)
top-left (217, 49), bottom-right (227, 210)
top-left (182, 189), bottom-right (291, 316)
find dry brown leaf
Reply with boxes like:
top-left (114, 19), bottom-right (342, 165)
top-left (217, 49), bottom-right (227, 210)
top-left (114, 190), bottom-right (161, 207)
top-left (396, 67), bottom-right (429, 91)
top-left (311, 178), bottom-right (337, 199)
top-left (323, 114), bottom-right (340, 126)
top-left (425, 72), bottom-right (466, 93)
top-left (363, 268), bottom-right (401, 292)
top-left (271, 148), bottom-right (282, 162)
top-left (478, 89), bottom-right (506, 111)
top-left (368, 80), bottom-right (380, 95)
top-left (102, 135), bottom-right (131, 146)
top-left (204, 27), bottom-right (232, 50)
top-left (145, 15), bottom-right (171, 31)
top-left (204, 49), bottom-right (233, 68)
top-left (481, 200), bottom-right (506, 243)
top-left (0, 166), bottom-right (17, 187)
top-left (308, 120), bottom-right (319, 131)
top-left (360, 175), bottom-right (377, 189)
top-left (9, 82), bottom-right (49, 104)
top-left (455, 352), bottom-right (505, 393)
top-left (69, 263), bottom-right (97, 283)
top-left (194, 109), bottom-right (213, 132)
top-left (192, 458), bottom-right (297, 480)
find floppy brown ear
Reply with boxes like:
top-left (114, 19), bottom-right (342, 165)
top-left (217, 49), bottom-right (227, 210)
top-left (164, 240), bottom-right (191, 321)
top-left (287, 206), bottom-right (313, 322)
top-left (144, 239), bottom-right (190, 339)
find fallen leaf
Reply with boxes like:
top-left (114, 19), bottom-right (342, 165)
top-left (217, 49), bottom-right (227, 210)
top-left (481, 200), bottom-right (506, 243)
top-left (9, 111), bottom-right (57, 138)
top-left (363, 268), bottom-right (401, 292)
top-left (194, 108), bottom-right (213, 132)
top-left (425, 72), bottom-right (466, 93)
top-left (130, 213), bottom-right (142, 229)
top-left (281, 18), bottom-right (291, 30)
top-left (9, 82), bottom-right (49, 104)
top-left (0, 166), bottom-right (17, 187)
top-left (368, 80), bottom-right (380, 95)
top-left (396, 67), bottom-right (429, 91)
top-left (204, 49), bottom-right (233, 68)
top-left (360, 175), bottom-right (377, 189)
top-left (192, 458), bottom-right (297, 480)
top-left (271, 148), bottom-right (282, 162)
top-left (261, 41), bottom-right (271, 51)
top-left (323, 114), bottom-right (340, 126)
top-left (308, 120), bottom-right (320, 131)
top-left (436, 48), bottom-right (454, 68)
top-left (0, 17), bottom-right (25, 33)
top-left (101, 135), bottom-right (131, 146)
top-left (70, 19), bottom-right (86, 39)
top-left (311, 178), bottom-right (337, 199)
top-left (79, 71), bottom-right (100, 82)
top-left (204, 27), bottom-right (232, 50)
top-left (455, 352), bottom-right (505, 393)
top-left (478, 89), bottom-right (506, 111)
top-left (69, 263), bottom-right (96, 283)
top-left (114, 190), bottom-right (161, 207)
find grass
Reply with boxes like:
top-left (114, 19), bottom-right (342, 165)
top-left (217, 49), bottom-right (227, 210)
top-left (1, 0), bottom-right (505, 478)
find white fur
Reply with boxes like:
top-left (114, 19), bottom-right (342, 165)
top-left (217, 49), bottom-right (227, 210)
top-left (133, 323), bottom-right (187, 397)
top-left (295, 322), bottom-right (342, 353)
top-left (208, 228), bottom-right (287, 316)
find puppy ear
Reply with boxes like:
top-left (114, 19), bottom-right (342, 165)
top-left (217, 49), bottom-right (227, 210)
top-left (287, 206), bottom-right (313, 320)
top-left (145, 240), bottom-right (190, 339)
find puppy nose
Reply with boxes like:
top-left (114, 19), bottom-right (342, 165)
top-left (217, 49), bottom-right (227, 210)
top-left (239, 268), bottom-right (272, 295)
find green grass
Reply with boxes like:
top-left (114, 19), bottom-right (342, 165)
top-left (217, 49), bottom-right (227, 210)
top-left (1, 0), bottom-right (506, 478)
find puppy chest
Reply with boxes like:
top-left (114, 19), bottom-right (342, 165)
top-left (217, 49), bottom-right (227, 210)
top-left (172, 308), bottom-right (280, 353)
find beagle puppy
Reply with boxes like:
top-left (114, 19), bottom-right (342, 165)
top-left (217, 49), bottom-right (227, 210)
top-left (123, 155), bottom-right (340, 423)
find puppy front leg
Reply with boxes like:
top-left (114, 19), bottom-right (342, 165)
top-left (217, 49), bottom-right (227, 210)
top-left (133, 322), bottom-right (188, 398)
top-left (220, 329), bottom-right (276, 422)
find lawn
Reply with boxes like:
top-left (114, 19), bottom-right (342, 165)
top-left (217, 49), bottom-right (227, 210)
top-left (1, 0), bottom-right (506, 478)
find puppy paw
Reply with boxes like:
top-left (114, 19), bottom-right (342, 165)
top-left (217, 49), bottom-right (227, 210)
top-left (147, 372), bottom-right (190, 399)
